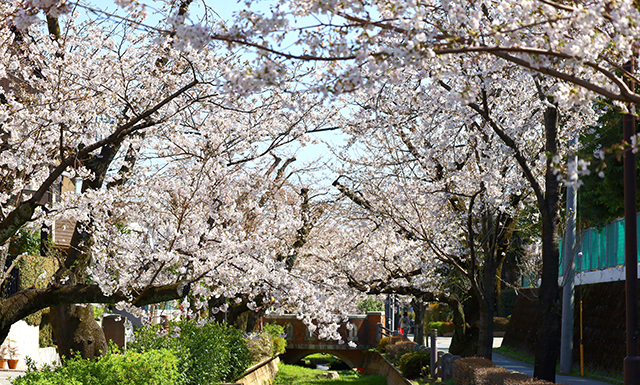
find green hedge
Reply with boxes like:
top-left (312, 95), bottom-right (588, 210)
top-left (13, 348), bottom-right (179, 385)
top-left (129, 320), bottom-right (251, 385)
top-left (428, 321), bottom-right (455, 334)
top-left (397, 351), bottom-right (430, 378)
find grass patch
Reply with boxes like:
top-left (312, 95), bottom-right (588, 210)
top-left (303, 353), bottom-right (343, 365)
top-left (273, 363), bottom-right (386, 385)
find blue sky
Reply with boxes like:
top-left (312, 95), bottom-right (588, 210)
top-left (79, 0), bottom-right (347, 185)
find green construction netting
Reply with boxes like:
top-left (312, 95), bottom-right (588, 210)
top-left (559, 213), bottom-right (640, 274)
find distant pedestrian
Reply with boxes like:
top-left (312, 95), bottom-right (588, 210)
top-left (399, 311), bottom-right (411, 337)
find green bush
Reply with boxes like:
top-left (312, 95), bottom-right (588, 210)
top-left (245, 332), bottom-right (273, 362)
top-left (129, 320), bottom-right (251, 385)
top-left (428, 321), bottom-right (455, 334)
top-left (385, 341), bottom-right (417, 361)
top-left (397, 351), bottom-right (430, 378)
top-left (273, 337), bottom-right (286, 355)
top-left (377, 336), bottom-right (390, 352)
top-left (263, 323), bottom-right (287, 355)
top-left (13, 348), bottom-right (179, 385)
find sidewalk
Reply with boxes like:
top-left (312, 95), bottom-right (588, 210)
top-left (435, 336), bottom-right (614, 385)
top-left (0, 369), bottom-right (24, 385)
top-left (492, 352), bottom-right (614, 385)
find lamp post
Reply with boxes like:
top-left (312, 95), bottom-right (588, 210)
top-left (623, 59), bottom-right (640, 385)
top-left (560, 137), bottom-right (577, 374)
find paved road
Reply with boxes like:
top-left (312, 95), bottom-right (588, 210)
top-left (433, 336), bottom-right (614, 385)
top-left (492, 353), bottom-right (614, 385)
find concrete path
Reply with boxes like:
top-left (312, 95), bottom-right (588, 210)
top-left (0, 369), bottom-right (24, 385)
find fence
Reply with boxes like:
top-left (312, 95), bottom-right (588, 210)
top-left (560, 213), bottom-right (640, 275)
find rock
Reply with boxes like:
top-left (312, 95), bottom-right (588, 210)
top-left (320, 371), bottom-right (339, 379)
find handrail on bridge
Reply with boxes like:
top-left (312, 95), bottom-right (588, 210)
top-left (377, 324), bottom-right (397, 337)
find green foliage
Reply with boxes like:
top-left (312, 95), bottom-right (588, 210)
top-left (397, 351), bottom-right (430, 378)
top-left (10, 229), bottom-right (40, 256)
top-left (13, 348), bottom-right (179, 385)
top-left (38, 313), bottom-right (55, 348)
top-left (263, 323), bottom-right (287, 355)
top-left (385, 341), bottom-right (417, 361)
top-left (93, 306), bottom-right (105, 321)
top-left (16, 254), bottom-right (57, 327)
top-left (427, 321), bottom-right (455, 334)
top-left (578, 101), bottom-right (640, 228)
top-left (273, 363), bottom-right (386, 385)
top-left (273, 336), bottom-right (287, 355)
top-left (356, 298), bottom-right (384, 313)
top-left (245, 332), bottom-right (273, 362)
top-left (129, 320), bottom-right (251, 385)
top-left (376, 336), bottom-right (389, 353)
top-left (497, 288), bottom-right (517, 318)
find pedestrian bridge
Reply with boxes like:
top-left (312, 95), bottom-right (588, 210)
top-left (262, 312), bottom-right (385, 368)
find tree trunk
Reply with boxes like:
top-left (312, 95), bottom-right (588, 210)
top-left (50, 304), bottom-right (107, 360)
top-left (412, 297), bottom-right (425, 346)
top-left (533, 104), bottom-right (562, 383)
top-left (449, 296), bottom-right (478, 357)
top-left (478, 220), bottom-right (498, 359)
top-left (477, 213), bottom-right (516, 359)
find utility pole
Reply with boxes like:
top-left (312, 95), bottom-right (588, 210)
top-left (560, 137), bottom-right (577, 374)
top-left (623, 59), bottom-right (640, 385)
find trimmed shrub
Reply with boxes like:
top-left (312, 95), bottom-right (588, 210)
top-left (377, 336), bottom-right (390, 352)
top-left (130, 320), bottom-right (251, 385)
top-left (14, 348), bottom-right (179, 385)
top-left (397, 351), bottom-right (430, 378)
top-left (454, 357), bottom-right (495, 385)
top-left (493, 317), bottom-right (509, 332)
top-left (386, 341), bottom-right (417, 360)
top-left (474, 366), bottom-right (530, 385)
top-left (428, 321), bottom-right (455, 334)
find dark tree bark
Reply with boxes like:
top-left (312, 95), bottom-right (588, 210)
top-left (532, 104), bottom-right (562, 383)
top-left (449, 294), bottom-right (479, 357)
top-left (0, 281), bottom-right (190, 344)
top-left (50, 304), bottom-right (107, 360)
top-left (411, 297), bottom-right (426, 346)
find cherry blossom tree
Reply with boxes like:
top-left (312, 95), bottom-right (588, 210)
top-left (12, 0), bottom-right (635, 379)
top-left (0, 1), bottom-right (352, 358)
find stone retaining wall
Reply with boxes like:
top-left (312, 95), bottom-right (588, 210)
top-left (360, 351), bottom-right (412, 385)
top-left (225, 355), bottom-right (280, 385)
